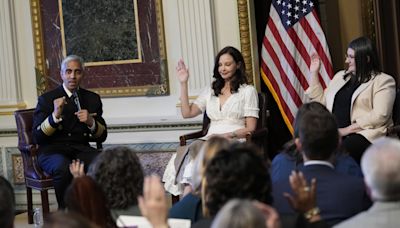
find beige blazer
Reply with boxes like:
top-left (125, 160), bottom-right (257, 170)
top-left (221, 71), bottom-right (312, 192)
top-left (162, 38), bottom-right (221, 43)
top-left (306, 70), bottom-right (396, 142)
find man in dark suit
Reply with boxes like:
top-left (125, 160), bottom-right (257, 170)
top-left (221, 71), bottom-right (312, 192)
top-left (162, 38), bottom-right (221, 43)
top-left (32, 55), bottom-right (107, 209)
top-left (272, 109), bottom-right (371, 226)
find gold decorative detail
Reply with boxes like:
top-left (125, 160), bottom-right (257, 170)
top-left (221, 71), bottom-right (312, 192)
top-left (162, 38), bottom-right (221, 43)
top-left (0, 103), bottom-right (26, 109)
top-left (40, 117), bottom-right (57, 136)
top-left (94, 122), bottom-right (106, 138)
top-left (12, 155), bottom-right (25, 184)
top-left (30, 0), bottom-right (47, 95)
top-left (156, 0), bottom-right (167, 60)
top-left (147, 0), bottom-right (170, 96)
top-left (361, 0), bottom-right (376, 41)
top-left (0, 111), bottom-right (16, 116)
top-left (237, 0), bottom-right (254, 85)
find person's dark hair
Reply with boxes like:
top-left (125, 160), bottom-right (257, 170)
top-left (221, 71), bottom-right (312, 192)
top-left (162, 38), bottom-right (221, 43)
top-left (283, 102), bottom-right (331, 165)
top-left (347, 36), bottom-right (381, 83)
top-left (43, 211), bottom-right (97, 228)
top-left (65, 176), bottom-right (116, 227)
top-left (293, 102), bottom-right (331, 138)
top-left (88, 146), bottom-right (144, 209)
top-left (0, 176), bottom-right (15, 228)
top-left (298, 111), bottom-right (339, 160)
top-left (202, 143), bottom-right (272, 217)
top-left (212, 46), bottom-right (248, 96)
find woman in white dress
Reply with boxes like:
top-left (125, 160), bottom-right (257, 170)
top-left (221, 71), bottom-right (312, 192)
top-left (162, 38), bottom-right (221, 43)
top-left (163, 46), bottom-right (259, 196)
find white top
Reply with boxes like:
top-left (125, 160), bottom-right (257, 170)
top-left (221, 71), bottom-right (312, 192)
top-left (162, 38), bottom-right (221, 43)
top-left (162, 84), bottom-right (259, 196)
top-left (193, 84), bottom-right (259, 139)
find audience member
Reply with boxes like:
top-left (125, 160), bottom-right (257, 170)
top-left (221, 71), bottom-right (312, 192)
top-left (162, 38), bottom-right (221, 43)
top-left (88, 146), bottom-right (144, 220)
top-left (138, 147), bottom-right (328, 228)
top-left (43, 211), bottom-right (98, 228)
top-left (64, 176), bottom-right (116, 227)
top-left (163, 46), bottom-right (259, 196)
top-left (211, 199), bottom-right (267, 228)
top-left (32, 55), bottom-right (107, 208)
top-left (335, 137), bottom-right (400, 228)
top-left (272, 109), bottom-right (371, 226)
top-left (271, 102), bottom-right (362, 182)
top-left (169, 136), bottom-right (230, 223)
top-left (194, 143), bottom-right (271, 227)
top-left (0, 176), bottom-right (15, 228)
top-left (306, 36), bottom-right (396, 163)
top-left (138, 175), bottom-right (169, 228)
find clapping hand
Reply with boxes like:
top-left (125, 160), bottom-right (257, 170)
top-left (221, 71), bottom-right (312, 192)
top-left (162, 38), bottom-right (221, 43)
top-left (69, 159), bottom-right (85, 178)
top-left (253, 201), bottom-right (281, 228)
top-left (283, 171), bottom-right (317, 214)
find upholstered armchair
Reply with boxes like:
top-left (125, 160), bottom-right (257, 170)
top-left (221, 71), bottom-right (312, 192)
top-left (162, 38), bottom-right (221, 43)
top-left (14, 108), bottom-right (53, 224)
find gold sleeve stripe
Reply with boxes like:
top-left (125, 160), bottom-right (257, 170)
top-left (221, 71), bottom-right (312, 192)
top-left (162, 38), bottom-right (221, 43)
top-left (94, 122), bottom-right (105, 138)
top-left (40, 117), bottom-right (57, 136)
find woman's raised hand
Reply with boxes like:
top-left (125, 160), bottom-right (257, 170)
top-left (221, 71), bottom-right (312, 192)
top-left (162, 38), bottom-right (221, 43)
top-left (309, 53), bottom-right (321, 73)
top-left (176, 59), bottom-right (189, 83)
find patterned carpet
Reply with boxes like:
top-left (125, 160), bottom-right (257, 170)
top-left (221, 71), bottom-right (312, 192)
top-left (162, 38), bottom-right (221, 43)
top-left (136, 151), bottom-right (174, 178)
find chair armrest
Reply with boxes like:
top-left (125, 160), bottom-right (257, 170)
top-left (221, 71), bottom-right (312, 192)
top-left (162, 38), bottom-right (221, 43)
top-left (19, 144), bottom-right (50, 179)
top-left (180, 130), bottom-right (206, 146)
top-left (246, 128), bottom-right (268, 142)
top-left (387, 125), bottom-right (400, 137)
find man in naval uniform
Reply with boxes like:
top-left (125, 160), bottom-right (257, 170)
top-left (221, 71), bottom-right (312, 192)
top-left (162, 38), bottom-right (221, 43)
top-left (32, 55), bottom-right (107, 208)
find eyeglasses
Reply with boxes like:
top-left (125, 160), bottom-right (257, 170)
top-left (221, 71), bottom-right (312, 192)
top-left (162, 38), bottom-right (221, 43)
top-left (345, 54), bottom-right (355, 59)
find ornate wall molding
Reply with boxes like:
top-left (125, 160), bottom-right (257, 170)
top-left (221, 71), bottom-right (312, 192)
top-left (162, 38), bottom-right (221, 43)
top-left (31, 0), bottom-right (169, 97)
top-left (0, 121), bottom-right (202, 137)
top-left (361, 0), bottom-right (376, 41)
top-left (30, 0), bottom-right (47, 95)
top-left (237, 0), bottom-right (254, 85)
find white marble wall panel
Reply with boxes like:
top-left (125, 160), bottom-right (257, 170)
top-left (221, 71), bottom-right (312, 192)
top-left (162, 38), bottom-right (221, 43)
top-left (177, 0), bottom-right (216, 96)
top-left (0, 0), bottom-right (22, 108)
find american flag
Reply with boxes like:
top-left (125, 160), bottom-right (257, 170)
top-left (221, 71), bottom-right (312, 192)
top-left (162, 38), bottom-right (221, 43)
top-left (261, 0), bottom-right (333, 133)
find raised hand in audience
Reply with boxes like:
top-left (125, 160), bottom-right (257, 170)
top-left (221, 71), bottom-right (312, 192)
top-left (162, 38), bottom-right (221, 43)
top-left (253, 201), bottom-right (281, 228)
top-left (138, 175), bottom-right (168, 228)
top-left (284, 171), bottom-right (321, 222)
top-left (69, 159), bottom-right (85, 178)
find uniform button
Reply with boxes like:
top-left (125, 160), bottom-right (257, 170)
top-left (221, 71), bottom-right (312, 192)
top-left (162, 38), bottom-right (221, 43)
top-left (83, 133), bottom-right (87, 136)
top-left (68, 133), bottom-right (71, 136)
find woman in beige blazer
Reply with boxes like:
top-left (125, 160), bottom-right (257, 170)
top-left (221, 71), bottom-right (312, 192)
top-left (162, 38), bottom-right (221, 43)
top-left (306, 37), bottom-right (396, 163)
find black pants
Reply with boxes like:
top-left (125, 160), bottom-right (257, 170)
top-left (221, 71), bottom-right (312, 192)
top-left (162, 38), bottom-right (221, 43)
top-left (341, 133), bottom-right (371, 164)
top-left (38, 144), bottom-right (99, 209)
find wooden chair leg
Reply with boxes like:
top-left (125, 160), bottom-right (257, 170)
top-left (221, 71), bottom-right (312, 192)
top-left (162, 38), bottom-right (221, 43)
top-left (26, 186), bottom-right (33, 224)
top-left (41, 190), bottom-right (50, 215)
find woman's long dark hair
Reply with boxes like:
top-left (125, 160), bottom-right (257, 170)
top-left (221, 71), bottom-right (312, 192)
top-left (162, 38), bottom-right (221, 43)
top-left (212, 46), bottom-right (248, 96)
top-left (346, 36), bottom-right (381, 83)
